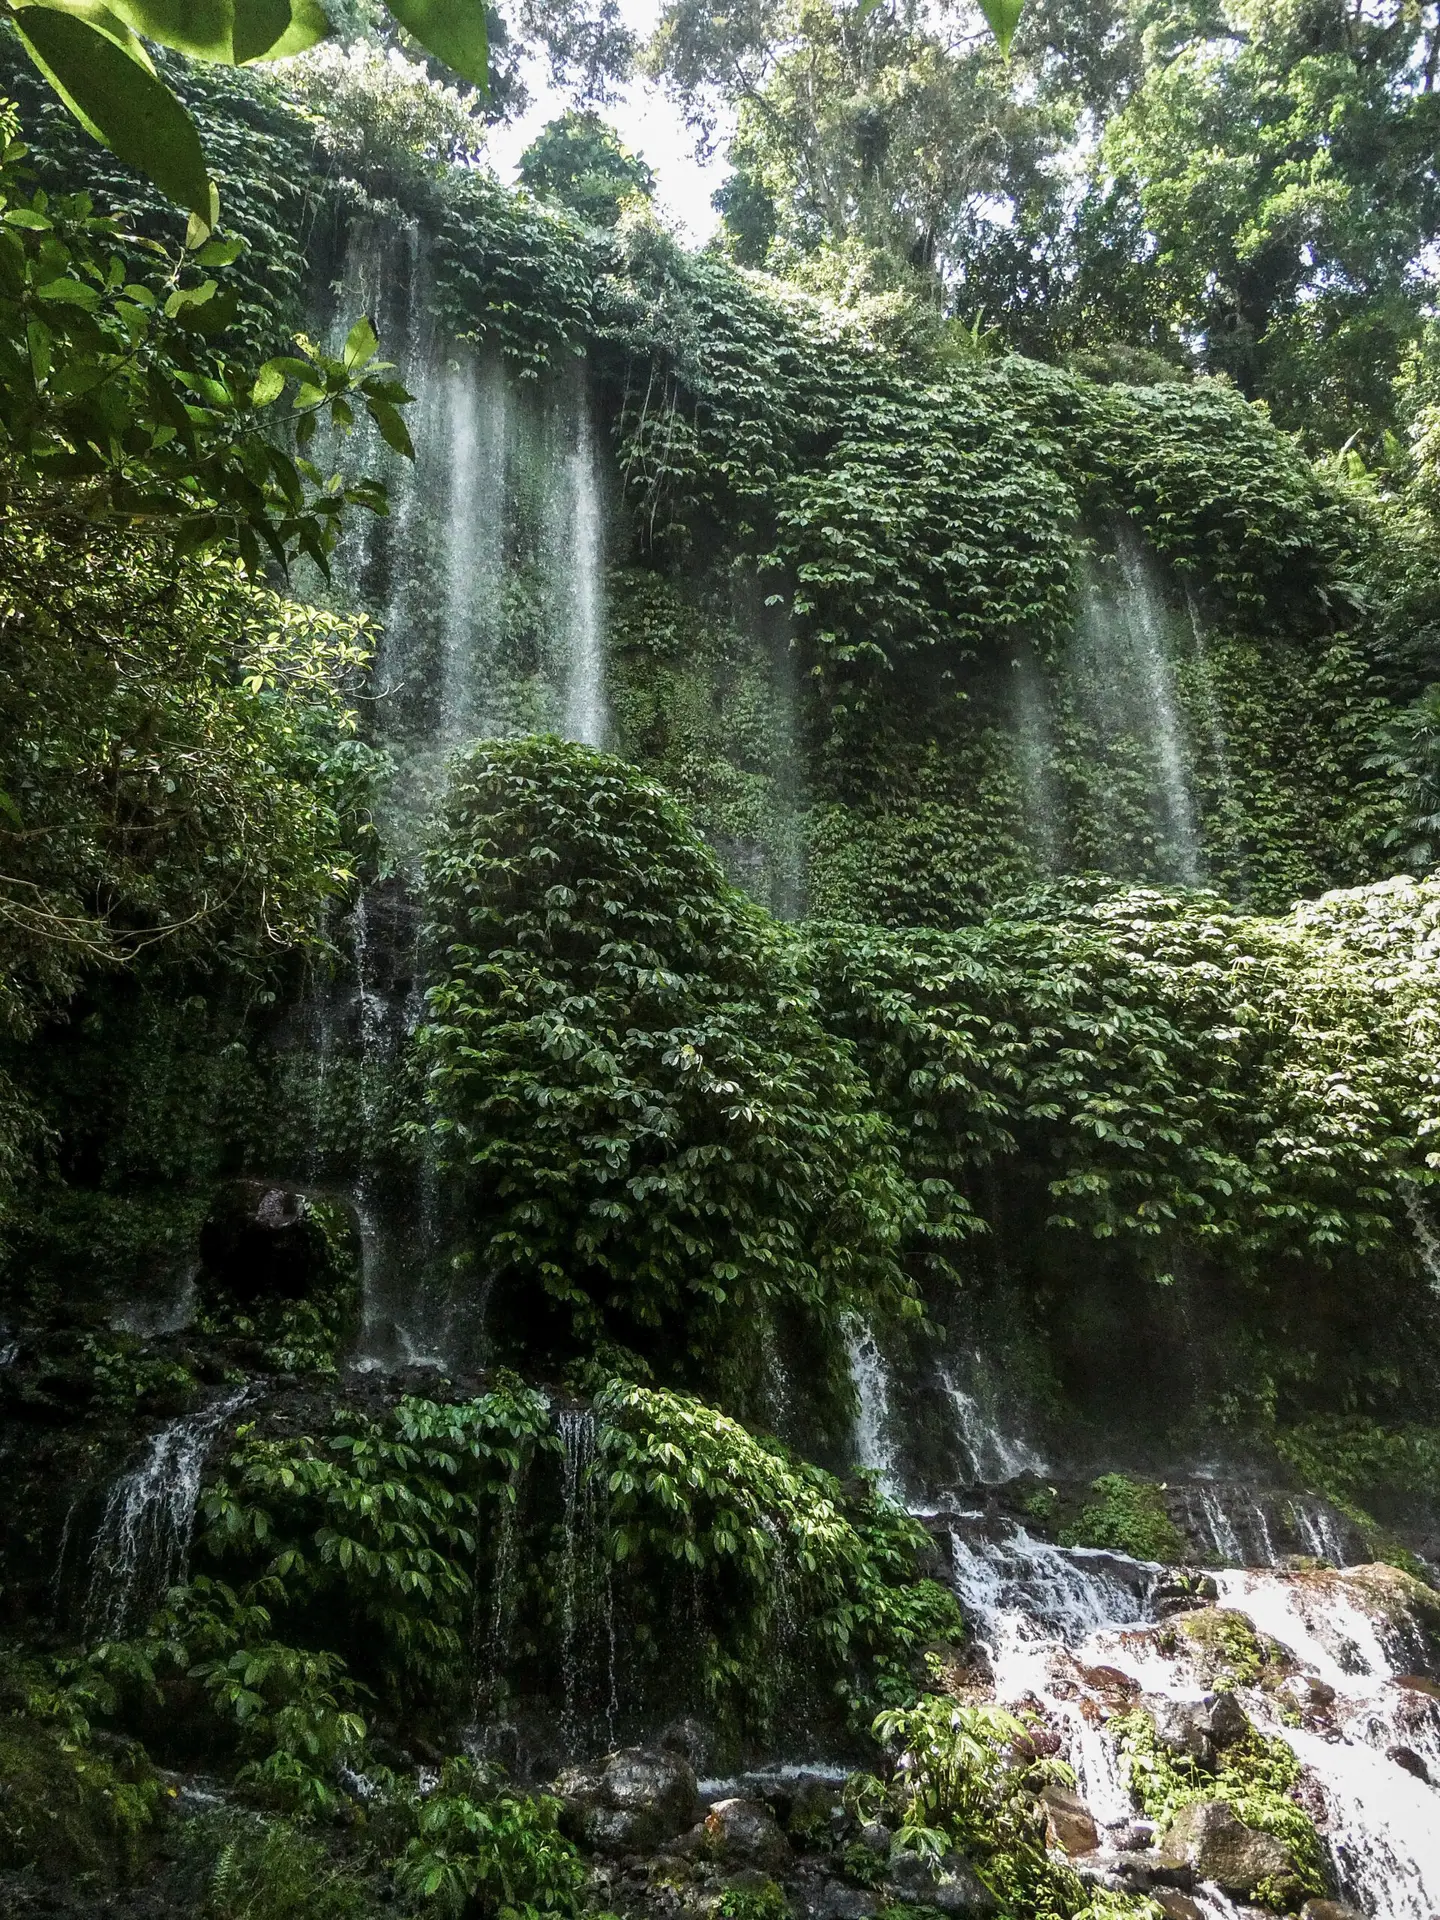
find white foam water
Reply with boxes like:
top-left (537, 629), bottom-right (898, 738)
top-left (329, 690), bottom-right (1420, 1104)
top-left (84, 1386), bottom-right (248, 1640)
top-left (946, 1525), bottom-right (1440, 1920)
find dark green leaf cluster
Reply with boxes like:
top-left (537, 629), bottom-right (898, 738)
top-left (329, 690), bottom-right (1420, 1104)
top-left (419, 735), bottom-right (919, 1395)
top-left (810, 875), bottom-right (1440, 1284)
top-left (597, 1379), bottom-right (961, 1730)
top-left (0, 132), bottom-right (405, 571)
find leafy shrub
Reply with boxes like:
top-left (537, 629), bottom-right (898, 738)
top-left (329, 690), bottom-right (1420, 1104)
top-left (200, 1811), bottom-right (377, 1919)
top-left (1059, 1476), bottom-right (1185, 1564)
top-left (597, 1380), bottom-right (961, 1732)
top-left (419, 737), bottom-right (920, 1401)
top-left (392, 1759), bottom-right (584, 1920)
top-left (1113, 1712), bottom-right (1325, 1911)
top-left (868, 1692), bottom-right (1118, 1920)
top-left (197, 1384), bottom-right (555, 1709)
top-left (718, 1882), bottom-right (790, 1920)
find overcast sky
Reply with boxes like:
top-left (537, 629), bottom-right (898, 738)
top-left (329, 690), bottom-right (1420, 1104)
top-left (482, 0), bottom-right (733, 242)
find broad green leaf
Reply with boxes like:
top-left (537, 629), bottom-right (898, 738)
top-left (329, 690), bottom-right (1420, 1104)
top-left (13, 8), bottom-right (213, 217)
top-left (23, 0), bottom-right (157, 70)
top-left (976, 0), bottom-right (1025, 58)
top-left (98, 0), bottom-right (234, 58)
top-left (251, 360), bottom-right (286, 406)
top-left (244, 0), bottom-right (329, 59)
top-left (342, 313), bottom-right (378, 369)
top-left (93, 0), bottom-right (328, 62)
top-left (195, 234), bottom-right (244, 266)
top-left (382, 0), bottom-right (487, 91)
top-left (35, 275), bottom-right (101, 306)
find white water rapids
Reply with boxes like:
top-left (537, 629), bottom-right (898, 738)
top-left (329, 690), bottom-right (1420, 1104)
top-left (947, 1524), bottom-right (1440, 1920)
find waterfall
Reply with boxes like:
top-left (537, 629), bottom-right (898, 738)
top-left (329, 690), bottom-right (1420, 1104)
top-left (557, 1409), bottom-right (615, 1755)
top-left (943, 1514), bottom-right (1440, 1920)
top-left (441, 357), bottom-right (509, 747)
top-left (84, 1386), bottom-right (248, 1641)
top-left (845, 1322), bottom-right (904, 1499)
top-left (1068, 530), bottom-right (1201, 885)
top-left (1186, 590), bottom-right (1247, 893)
top-left (559, 404), bottom-right (607, 748)
top-left (1175, 1481), bottom-right (1359, 1568)
top-left (1009, 646), bottom-right (1064, 872)
top-left (940, 1355), bottom-right (1047, 1486)
top-left (1402, 1182), bottom-right (1440, 1295)
top-left (472, 1457), bottom-right (528, 1732)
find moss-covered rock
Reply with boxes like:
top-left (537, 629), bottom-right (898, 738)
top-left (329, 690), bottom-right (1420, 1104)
top-left (0, 1712), bottom-right (159, 1885)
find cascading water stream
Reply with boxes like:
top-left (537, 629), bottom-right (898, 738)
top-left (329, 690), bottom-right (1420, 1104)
top-left (944, 1511), bottom-right (1440, 1920)
top-left (1402, 1182), bottom-right (1440, 1295)
top-left (560, 404), bottom-right (606, 748)
top-left (940, 1353), bottom-right (1047, 1486)
top-left (309, 219), bottom-right (614, 1374)
top-left (84, 1385), bottom-right (248, 1640)
top-left (845, 1321), bottom-right (904, 1500)
top-left (1068, 528), bottom-right (1201, 885)
top-left (557, 1408), bottom-right (616, 1756)
top-left (1009, 645), bottom-right (1064, 872)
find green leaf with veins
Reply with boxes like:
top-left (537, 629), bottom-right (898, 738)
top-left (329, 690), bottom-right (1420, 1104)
top-left (12, 6), bottom-right (213, 215)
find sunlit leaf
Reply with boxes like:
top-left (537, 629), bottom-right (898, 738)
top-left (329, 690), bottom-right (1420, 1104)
top-left (382, 0), bottom-right (487, 91)
top-left (976, 0), bottom-right (1025, 58)
top-left (13, 8), bottom-right (213, 217)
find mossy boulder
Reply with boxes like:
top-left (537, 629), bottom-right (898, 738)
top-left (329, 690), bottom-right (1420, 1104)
top-left (0, 1713), bottom-right (159, 1884)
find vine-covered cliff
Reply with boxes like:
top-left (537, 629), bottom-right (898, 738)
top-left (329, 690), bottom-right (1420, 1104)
top-left (1, 37), bottom-right (1439, 1920)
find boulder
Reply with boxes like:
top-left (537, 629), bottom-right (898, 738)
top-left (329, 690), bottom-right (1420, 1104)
top-left (198, 1181), bottom-right (357, 1305)
top-left (1041, 1783), bottom-right (1098, 1856)
top-left (1300, 1903), bottom-right (1367, 1920)
top-left (1207, 1692), bottom-right (1250, 1748)
top-left (659, 1717), bottom-right (714, 1773)
top-left (883, 1849), bottom-right (997, 1915)
top-left (810, 1885), bottom-right (878, 1920)
top-left (704, 1798), bottom-right (792, 1874)
top-left (558, 1747), bottom-right (700, 1855)
top-left (1148, 1699), bottom-right (1216, 1767)
top-left (1163, 1800), bottom-right (1292, 1895)
top-left (1152, 1894), bottom-right (1204, 1920)
top-left (787, 1776), bottom-right (842, 1841)
top-left (1387, 1745), bottom-right (1430, 1783)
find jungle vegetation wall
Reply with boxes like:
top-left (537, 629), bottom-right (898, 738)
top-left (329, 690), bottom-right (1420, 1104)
top-left (1, 46), bottom-right (1440, 1900)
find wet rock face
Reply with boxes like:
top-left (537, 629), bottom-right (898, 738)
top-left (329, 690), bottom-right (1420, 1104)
top-left (702, 1797), bottom-right (792, 1874)
top-left (198, 1182), bottom-right (353, 1304)
top-left (1040, 1782), bottom-right (1098, 1856)
top-left (1162, 1799), bottom-right (1292, 1895)
top-left (558, 1748), bottom-right (701, 1855)
top-left (1145, 1690), bottom-right (1250, 1769)
top-left (882, 1848), bottom-right (997, 1915)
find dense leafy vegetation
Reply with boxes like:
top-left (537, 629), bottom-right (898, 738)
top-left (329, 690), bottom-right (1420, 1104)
top-left (420, 736), bottom-right (918, 1399)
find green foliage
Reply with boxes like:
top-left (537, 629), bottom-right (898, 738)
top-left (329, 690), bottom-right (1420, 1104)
top-left (419, 736), bottom-right (918, 1398)
top-left (518, 111), bottom-right (653, 229)
top-left (597, 1379), bottom-right (961, 1731)
top-left (392, 1758), bottom-right (584, 1920)
top-left (873, 1696), bottom-right (1035, 1838)
top-left (197, 1383), bottom-right (555, 1707)
top-left (1059, 1476), bottom-right (1184, 1565)
top-left (867, 1691), bottom-right (1127, 1920)
top-left (200, 1810), bottom-right (378, 1919)
top-left (812, 874), bottom-right (1440, 1285)
top-left (0, 122), bottom-right (403, 569)
top-left (1, 0), bottom-right (485, 227)
top-left (718, 1883), bottom-right (789, 1920)
top-left (1173, 1610), bottom-right (1268, 1692)
top-left (1113, 1710), bottom-right (1325, 1911)
top-left (0, 1706), bottom-right (159, 1880)
top-left (85, 1331), bottom-right (195, 1409)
